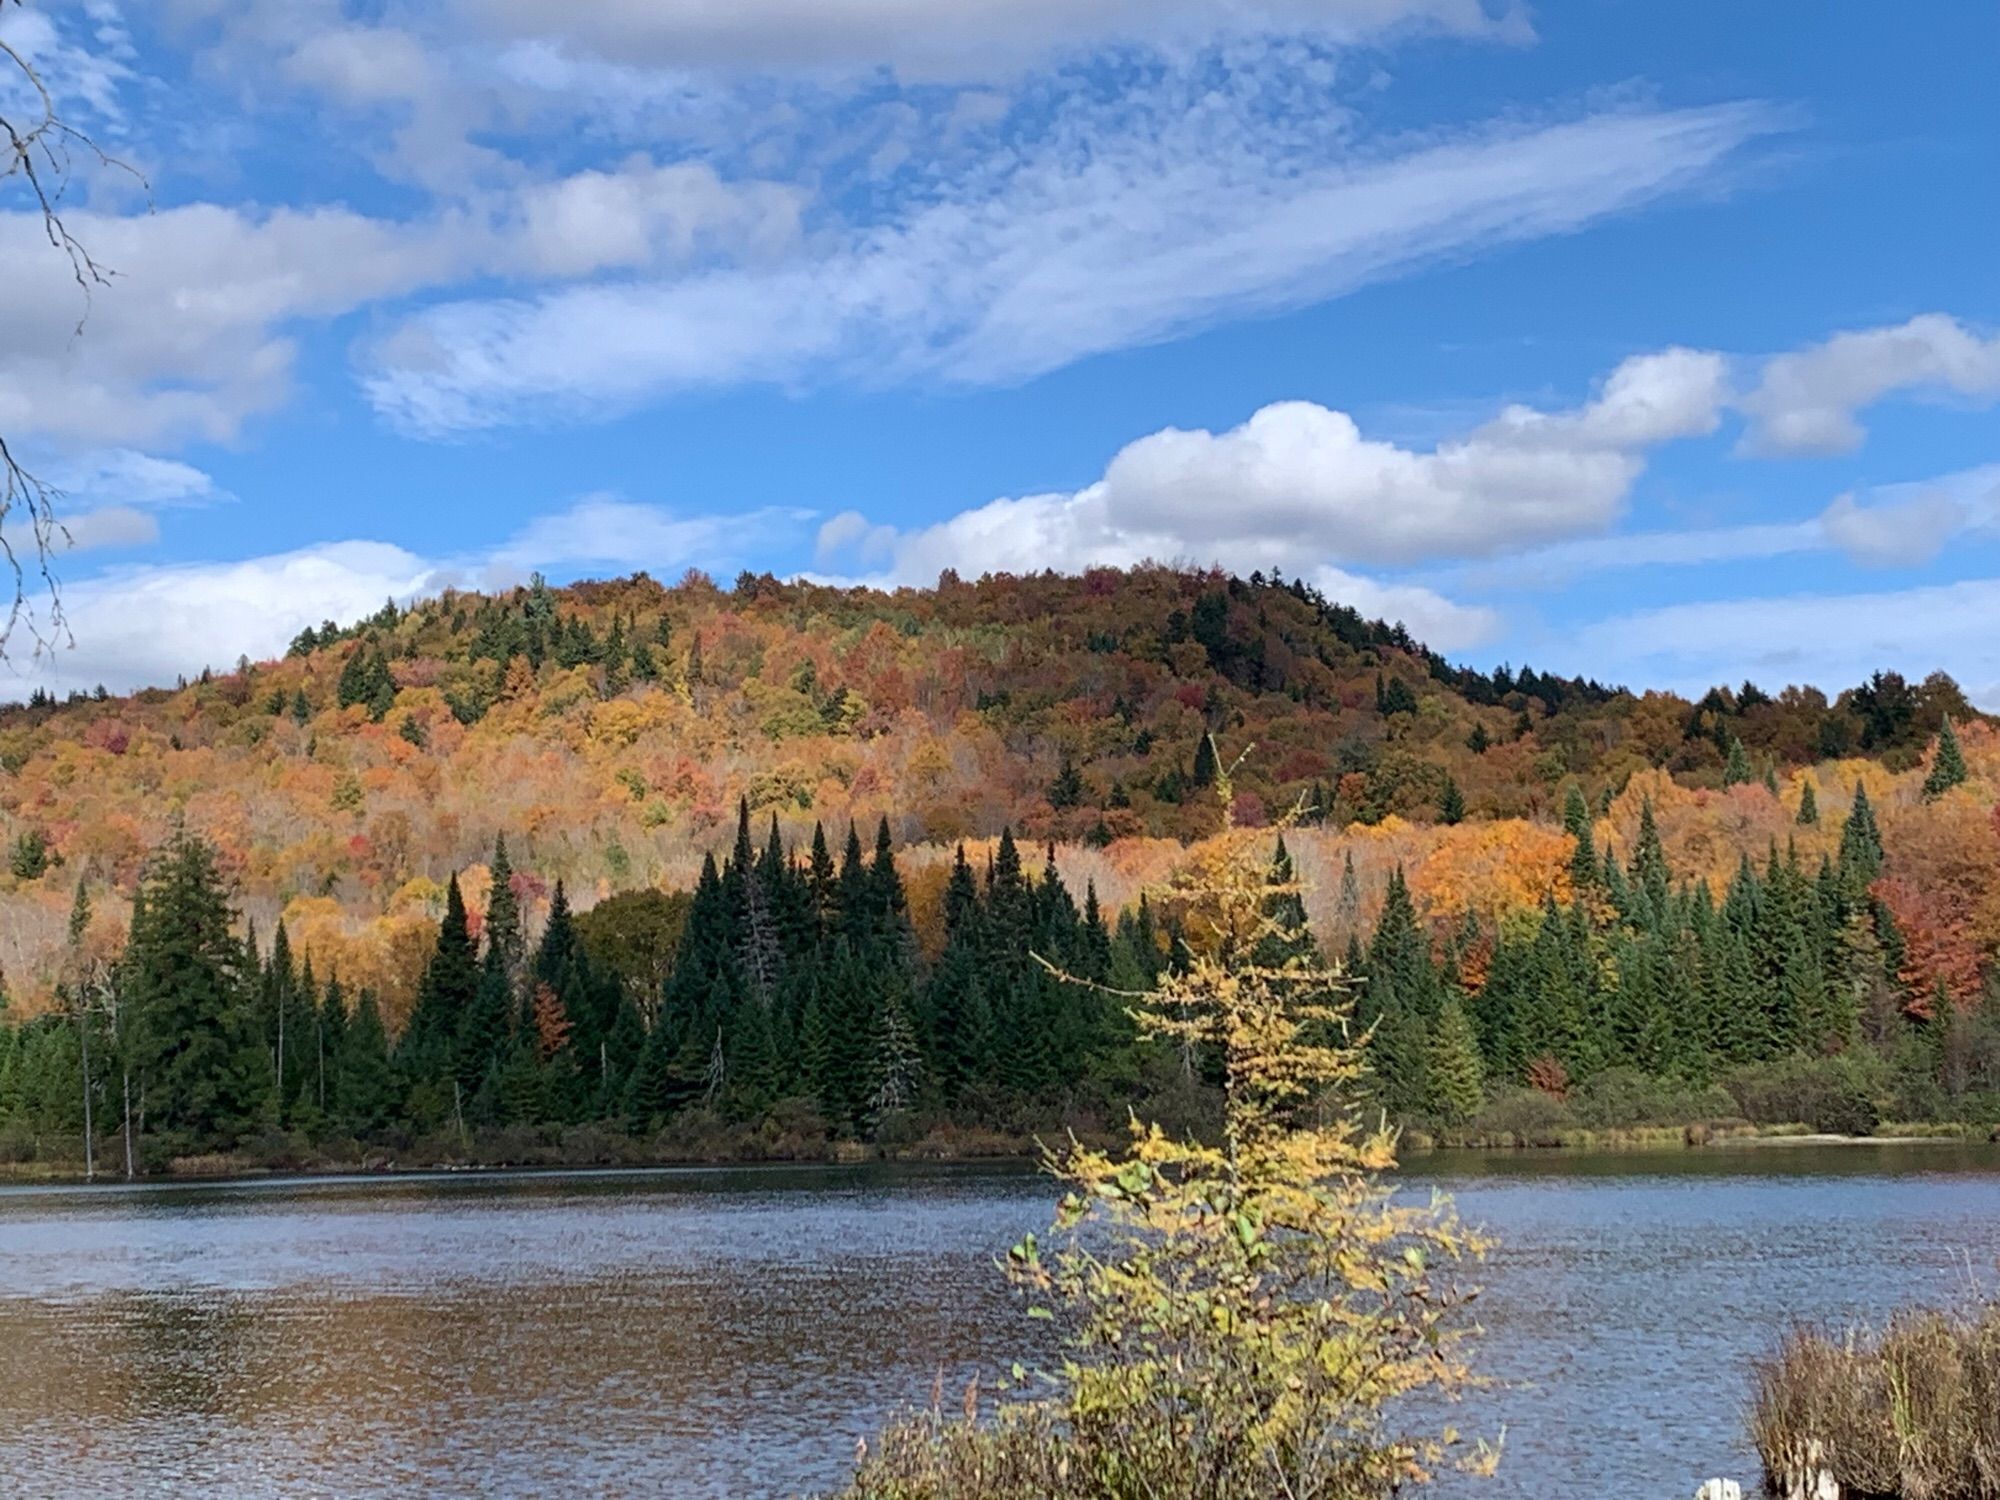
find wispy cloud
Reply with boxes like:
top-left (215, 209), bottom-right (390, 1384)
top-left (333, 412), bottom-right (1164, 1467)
top-left (360, 100), bottom-right (1784, 435)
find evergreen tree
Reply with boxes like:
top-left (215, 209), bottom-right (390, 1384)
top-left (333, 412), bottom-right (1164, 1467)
top-left (400, 874), bottom-right (480, 1114)
top-left (1797, 777), bottom-right (1819, 826)
top-left (1839, 782), bottom-right (1884, 887)
top-left (1437, 776), bottom-right (1465, 826)
top-left (1722, 735), bottom-right (1753, 787)
top-left (1562, 784), bottom-right (1596, 888)
top-left (1922, 716), bottom-right (1968, 801)
top-left (1190, 732), bottom-right (1218, 788)
top-left (1425, 999), bottom-right (1485, 1126)
top-left (123, 831), bottom-right (271, 1151)
top-left (484, 835), bottom-right (524, 975)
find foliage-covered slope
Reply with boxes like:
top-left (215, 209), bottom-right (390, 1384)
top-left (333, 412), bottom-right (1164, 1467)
top-left (0, 564), bottom-right (1986, 1018)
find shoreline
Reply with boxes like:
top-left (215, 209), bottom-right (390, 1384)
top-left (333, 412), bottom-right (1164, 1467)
top-left (5, 1121), bottom-right (1996, 1186)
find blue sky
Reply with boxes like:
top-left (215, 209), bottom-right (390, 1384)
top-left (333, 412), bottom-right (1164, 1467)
top-left (1, 0), bottom-right (1995, 702)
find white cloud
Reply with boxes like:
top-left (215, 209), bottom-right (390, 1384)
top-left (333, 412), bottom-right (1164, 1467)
top-left (475, 494), bottom-right (811, 583)
top-left (56, 506), bottom-right (160, 553)
top-left (360, 101), bottom-right (1777, 434)
top-left (45, 449), bottom-right (224, 508)
top-left (0, 202), bottom-right (465, 446)
top-left (459, 0), bottom-right (1523, 83)
top-left (805, 350), bottom-right (1721, 650)
top-left (1311, 565), bottom-right (1499, 649)
top-left (821, 346), bottom-right (1722, 611)
top-left (498, 159), bottom-right (801, 281)
top-left (4, 494), bottom-right (800, 696)
top-left (1739, 313), bottom-right (2000, 457)
top-left (1818, 489), bottom-right (1969, 568)
top-left (6, 541), bottom-right (441, 698)
top-left (0, 158), bottom-right (800, 447)
top-left (1570, 578), bottom-right (2000, 708)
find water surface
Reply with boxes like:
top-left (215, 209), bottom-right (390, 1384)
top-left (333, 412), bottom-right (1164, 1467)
top-left (1, 1147), bottom-right (1995, 1496)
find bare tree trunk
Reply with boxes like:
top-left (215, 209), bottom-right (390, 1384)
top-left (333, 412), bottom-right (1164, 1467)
top-left (276, 993), bottom-right (285, 1128)
top-left (78, 1008), bottom-right (95, 1182)
top-left (121, 1070), bottom-right (134, 1180)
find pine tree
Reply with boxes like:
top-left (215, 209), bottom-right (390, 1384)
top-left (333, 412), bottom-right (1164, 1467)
top-left (1922, 716), bottom-right (1968, 801)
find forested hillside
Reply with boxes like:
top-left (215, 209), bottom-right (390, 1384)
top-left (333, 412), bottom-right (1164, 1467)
top-left (2, 565), bottom-right (1998, 1167)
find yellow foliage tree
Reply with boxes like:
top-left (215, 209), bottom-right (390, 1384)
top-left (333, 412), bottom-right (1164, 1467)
top-left (846, 772), bottom-right (1492, 1500)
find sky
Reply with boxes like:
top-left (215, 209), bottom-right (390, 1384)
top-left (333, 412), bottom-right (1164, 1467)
top-left (0, 0), bottom-right (1996, 704)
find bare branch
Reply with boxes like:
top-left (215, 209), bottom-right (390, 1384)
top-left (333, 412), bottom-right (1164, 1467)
top-left (0, 1), bottom-right (151, 660)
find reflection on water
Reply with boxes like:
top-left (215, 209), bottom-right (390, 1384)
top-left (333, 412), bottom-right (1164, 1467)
top-left (0, 1150), bottom-right (1996, 1497)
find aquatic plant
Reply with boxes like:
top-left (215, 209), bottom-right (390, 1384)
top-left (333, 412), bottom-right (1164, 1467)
top-left (1752, 1300), bottom-right (2000, 1499)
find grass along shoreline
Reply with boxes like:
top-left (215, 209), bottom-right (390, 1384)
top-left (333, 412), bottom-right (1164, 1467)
top-left (5, 1115), bottom-right (1996, 1185)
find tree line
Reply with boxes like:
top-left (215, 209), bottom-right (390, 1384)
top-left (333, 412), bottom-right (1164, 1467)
top-left (2, 772), bottom-right (1992, 1170)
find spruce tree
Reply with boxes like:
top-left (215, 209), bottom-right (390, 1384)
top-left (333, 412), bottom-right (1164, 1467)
top-left (1722, 735), bottom-right (1753, 787)
top-left (400, 874), bottom-right (480, 1108)
top-left (1796, 777), bottom-right (1819, 826)
top-left (1563, 784), bottom-right (1596, 888)
top-left (484, 835), bottom-right (524, 976)
top-left (1922, 716), bottom-right (1968, 801)
top-left (1425, 1000), bottom-right (1485, 1126)
top-left (1190, 732), bottom-right (1219, 789)
top-left (1839, 782), bottom-right (1884, 886)
top-left (123, 830), bottom-right (271, 1152)
top-left (1437, 776), bottom-right (1465, 826)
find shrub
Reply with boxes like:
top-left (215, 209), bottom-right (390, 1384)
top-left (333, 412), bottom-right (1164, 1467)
top-left (1723, 1055), bottom-right (1882, 1137)
top-left (1470, 1087), bottom-right (1575, 1146)
top-left (1571, 1068), bottom-right (1737, 1129)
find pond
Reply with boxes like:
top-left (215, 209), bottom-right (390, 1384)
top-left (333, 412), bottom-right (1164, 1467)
top-left (1, 1146), bottom-right (1996, 1497)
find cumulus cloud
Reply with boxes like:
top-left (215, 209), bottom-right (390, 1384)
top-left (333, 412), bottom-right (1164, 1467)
top-left (1738, 313), bottom-right (2000, 457)
top-left (819, 346), bottom-right (1721, 602)
top-left (361, 102), bottom-right (1775, 434)
top-left (5, 493), bottom-right (800, 697)
top-left (460, 0), bottom-right (1524, 83)
top-left (5, 541), bottom-right (441, 698)
top-left (807, 351), bottom-right (1724, 650)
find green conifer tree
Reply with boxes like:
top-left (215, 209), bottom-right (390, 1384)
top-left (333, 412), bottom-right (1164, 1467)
top-left (1922, 716), bottom-right (1968, 801)
top-left (1796, 777), bottom-right (1819, 826)
top-left (1722, 735), bottom-right (1753, 787)
top-left (1424, 999), bottom-right (1485, 1126)
top-left (123, 830), bottom-right (272, 1152)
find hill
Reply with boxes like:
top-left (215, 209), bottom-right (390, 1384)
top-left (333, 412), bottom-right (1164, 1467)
top-left (0, 563), bottom-right (1989, 1020)
top-left (4, 563), bottom-right (2000, 1169)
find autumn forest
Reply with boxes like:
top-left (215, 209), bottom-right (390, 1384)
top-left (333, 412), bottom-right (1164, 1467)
top-left (2, 565), bottom-right (1997, 1169)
